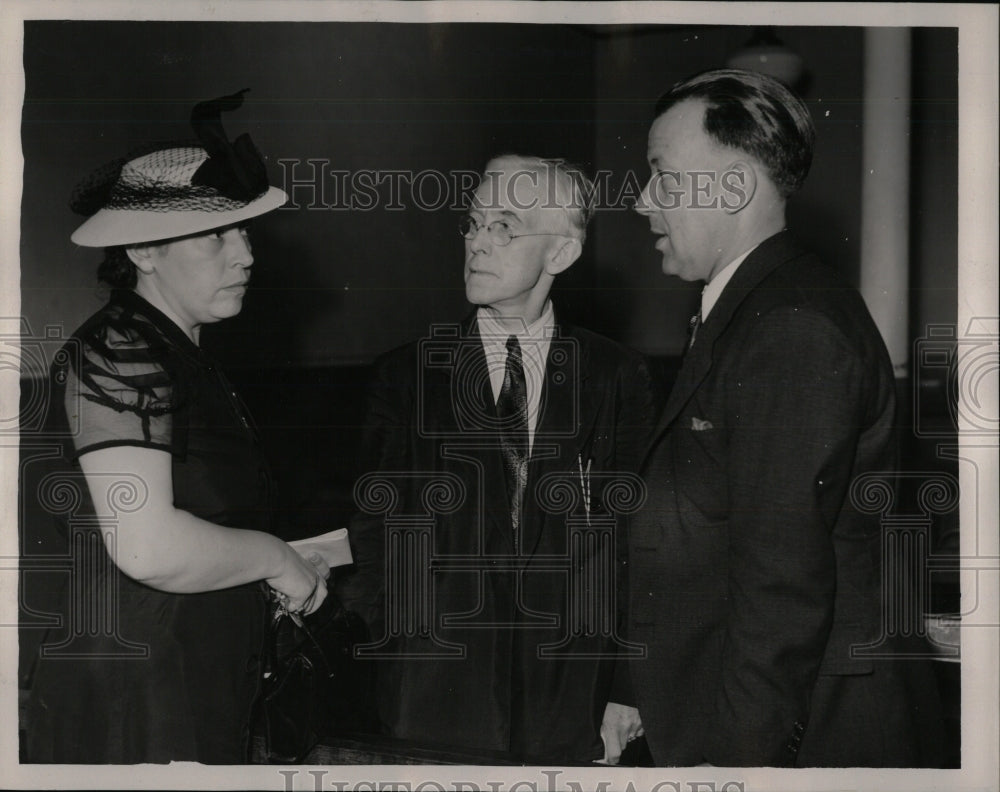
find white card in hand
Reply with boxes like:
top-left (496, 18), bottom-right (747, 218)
top-left (288, 527), bottom-right (353, 568)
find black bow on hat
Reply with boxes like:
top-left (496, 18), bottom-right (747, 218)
top-left (70, 89), bottom-right (270, 217)
top-left (190, 88), bottom-right (269, 202)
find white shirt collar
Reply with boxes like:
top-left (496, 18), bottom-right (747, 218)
top-left (476, 299), bottom-right (555, 344)
top-left (476, 300), bottom-right (556, 452)
top-left (701, 244), bottom-right (758, 320)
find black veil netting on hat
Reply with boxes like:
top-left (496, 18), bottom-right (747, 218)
top-left (69, 89), bottom-right (270, 218)
top-left (69, 140), bottom-right (193, 217)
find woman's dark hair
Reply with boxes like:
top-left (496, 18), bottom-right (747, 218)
top-left (654, 68), bottom-right (815, 198)
top-left (97, 245), bottom-right (137, 289)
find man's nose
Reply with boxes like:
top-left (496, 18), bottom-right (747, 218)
top-left (634, 177), bottom-right (654, 216)
top-left (468, 223), bottom-right (491, 254)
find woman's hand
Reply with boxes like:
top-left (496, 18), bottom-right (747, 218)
top-left (266, 545), bottom-right (330, 615)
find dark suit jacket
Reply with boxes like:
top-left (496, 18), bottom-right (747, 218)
top-left (623, 231), bottom-right (936, 767)
top-left (338, 311), bottom-right (656, 763)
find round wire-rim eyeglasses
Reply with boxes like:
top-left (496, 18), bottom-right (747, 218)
top-left (459, 215), bottom-right (569, 247)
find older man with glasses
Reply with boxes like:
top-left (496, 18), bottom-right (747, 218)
top-left (337, 155), bottom-right (656, 764)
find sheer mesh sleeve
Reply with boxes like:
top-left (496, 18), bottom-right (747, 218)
top-left (64, 316), bottom-right (177, 458)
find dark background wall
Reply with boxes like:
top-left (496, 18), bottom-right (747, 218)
top-left (910, 26), bottom-right (959, 341)
top-left (20, 22), bottom-right (957, 365)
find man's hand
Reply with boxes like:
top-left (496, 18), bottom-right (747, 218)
top-left (599, 702), bottom-right (643, 765)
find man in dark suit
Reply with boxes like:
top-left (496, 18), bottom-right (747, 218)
top-left (607, 69), bottom-right (940, 767)
top-left (339, 155), bottom-right (656, 763)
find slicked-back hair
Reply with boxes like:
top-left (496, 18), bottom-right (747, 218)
top-left (483, 154), bottom-right (596, 242)
top-left (654, 68), bottom-right (815, 197)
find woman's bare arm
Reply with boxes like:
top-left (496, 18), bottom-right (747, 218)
top-left (78, 445), bottom-right (328, 613)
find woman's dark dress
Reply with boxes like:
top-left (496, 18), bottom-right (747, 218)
top-left (26, 289), bottom-right (273, 764)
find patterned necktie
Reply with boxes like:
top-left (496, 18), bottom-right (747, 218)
top-left (496, 335), bottom-right (529, 539)
top-left (687, 309), bottom-right (703, 351)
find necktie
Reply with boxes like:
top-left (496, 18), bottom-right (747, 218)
top-left (496, 335), bottom-right (529, 539)
top-left (687, 309), bottom-right (703, 351)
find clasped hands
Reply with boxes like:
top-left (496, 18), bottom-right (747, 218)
top-left (267, 544), bottom-right (331, 617)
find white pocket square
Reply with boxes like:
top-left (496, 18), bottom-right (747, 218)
top-left (691, 417), bottom-right (713, 431)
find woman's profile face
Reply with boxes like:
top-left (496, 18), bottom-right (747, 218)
top-left (136, 223), bottom-right (254, 334)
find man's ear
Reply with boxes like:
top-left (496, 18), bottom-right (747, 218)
top-left (126, 245), bottom-right (157, 275)
top-left (720, 161), bottom-right (757, 214)
top-left (545, 237), bottom-right (583, 276)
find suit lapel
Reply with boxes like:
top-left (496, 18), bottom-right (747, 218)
top-left (646, 337), bottom-right (712, 446)
top-left (642, 231), bottom-right (805, 466)
top-left (447, 314), bottom-right (515, 553)
top-left (426, 313), bottom-right (496, 434)
top-left (521, 321), bottom-right (594, 558)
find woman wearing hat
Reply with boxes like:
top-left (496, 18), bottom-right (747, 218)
top-left (25, 92), bottom-right (327, 764)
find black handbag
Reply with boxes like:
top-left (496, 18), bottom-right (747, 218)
top-left (257, 592), bottom-right (377, 763)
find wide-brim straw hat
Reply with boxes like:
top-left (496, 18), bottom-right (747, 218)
top-left (70, 90), bottom-right (288, 248)
top-left (71, 147), bottom-right (287, 247)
